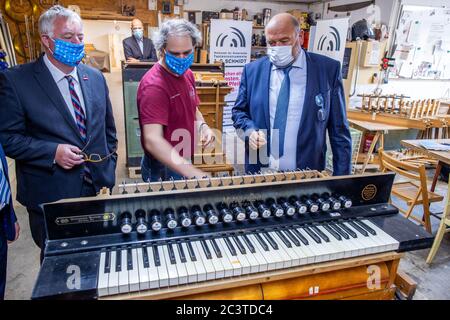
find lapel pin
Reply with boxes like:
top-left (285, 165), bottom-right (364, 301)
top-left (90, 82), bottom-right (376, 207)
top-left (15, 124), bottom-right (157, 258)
top-left (83, 74), bottom-right (89, 81)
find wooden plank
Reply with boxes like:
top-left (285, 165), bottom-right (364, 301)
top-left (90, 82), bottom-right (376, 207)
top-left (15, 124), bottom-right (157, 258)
top-left (395, 270), bottom-right (417, 300)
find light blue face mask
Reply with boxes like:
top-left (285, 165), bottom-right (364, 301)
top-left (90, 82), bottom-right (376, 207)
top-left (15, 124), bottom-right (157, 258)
top-left (164, 51), bottom-right (194, 76)
top-left (49, 38), bottom-right (85, 67)
top-left (133, 29), bottom-right (143, 40)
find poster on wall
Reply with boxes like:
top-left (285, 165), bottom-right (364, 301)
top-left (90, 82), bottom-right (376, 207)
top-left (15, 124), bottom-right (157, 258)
top-left (308, 18), bottom-right (350, 66)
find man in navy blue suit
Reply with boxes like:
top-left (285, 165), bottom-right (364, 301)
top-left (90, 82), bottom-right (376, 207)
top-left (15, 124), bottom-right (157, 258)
top-left (232, 13), bottom-right (352, 175)
top-left (0, 143), bottom-right (20, 300)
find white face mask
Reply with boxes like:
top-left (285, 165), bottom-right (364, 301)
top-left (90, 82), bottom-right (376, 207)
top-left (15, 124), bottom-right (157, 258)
top-left (267, 45), bottom-right (294, 68)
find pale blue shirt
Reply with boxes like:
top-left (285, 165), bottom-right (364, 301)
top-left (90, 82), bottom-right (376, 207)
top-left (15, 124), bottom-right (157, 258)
top-left (269, 49), bottom-right (307, 171)
top-left (43, 54), bottom-right (87, 122)
top-left (136, 37), bottom-right (144, 55)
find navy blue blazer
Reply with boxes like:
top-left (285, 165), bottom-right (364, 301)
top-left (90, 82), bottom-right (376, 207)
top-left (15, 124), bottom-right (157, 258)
top-left (0, 55), bottom-right (118, 209)
top-left (0, 143), bottom-right (16, 241)
top-left (232, 52), bottom-right (352, 175)
top-left (123, 36), bottom-right (157, 62)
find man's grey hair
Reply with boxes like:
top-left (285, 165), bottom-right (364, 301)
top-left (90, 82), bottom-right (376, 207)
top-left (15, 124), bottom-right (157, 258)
top-left (38, 5), bottom-right (82, 37)
top-left (154, 19), bottom-right (202, 55)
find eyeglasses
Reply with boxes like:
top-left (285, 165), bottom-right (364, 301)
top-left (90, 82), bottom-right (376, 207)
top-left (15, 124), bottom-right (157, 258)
top-left (79, 136), bottom-right (116, 163)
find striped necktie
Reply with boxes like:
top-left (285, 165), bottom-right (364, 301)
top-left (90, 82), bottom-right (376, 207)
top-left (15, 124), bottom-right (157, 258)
top-left (0, 160), bottom-right (11, 208)
top-left (65, 75), bottom-right (92, 184)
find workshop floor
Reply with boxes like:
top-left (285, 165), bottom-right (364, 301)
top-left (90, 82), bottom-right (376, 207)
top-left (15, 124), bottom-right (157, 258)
top-left (4, 70), bottom-right (450, 300)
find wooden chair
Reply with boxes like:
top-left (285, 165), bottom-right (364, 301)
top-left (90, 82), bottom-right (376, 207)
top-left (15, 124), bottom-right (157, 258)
top-left (426, 177), bottom-right (450, 264)
top-left (378, 149), bottom-right (443, 233)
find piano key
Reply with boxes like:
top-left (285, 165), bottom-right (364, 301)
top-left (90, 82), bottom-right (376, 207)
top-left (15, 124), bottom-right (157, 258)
top-left (217, 238), bottom-right (241, 276)
top-left (361, 220), bottom-right (400, 251)
top-left (214, 239), bottom-right (235, 277)
top-left (172, 244), bottom-right (188, 285)
top-left (269, 232), bottom-right (297, 267)
top-left (297, 229), bottom-right (329, 263)
top-left (241, 234), bottom-right (256, 253)
top-left (223, 237), bottom-right (237, 256)
top-left (303, 226), bottom-right (322, 244)
top-left (142, 246), bottom-right (150, 268)
top-left (167, 243), bottom-right (177, 264)
top-left (275, 230), bottom-right (292, 248)
top-left (236, 235), bottom-right (260, 273)
top-left (342, 222), bottom-right (381, 255)
top-left (193, 241), bottom-right (216, 280)
top-left (231, 241), bottom-right (251, 274)
top-left (107, 250), bottom-right (119, 295)
top-left (182, 242), bottom-right (206, 282)
top-left (210, 238), bottom-right (222, 258)
top-left (104, 249), bottom-right (111, 273)
top-left (98, 250), bottom-right (109, 297)
top-left (316, 226), bottom-right (347, 259)
top-left (186, 241), bottom-right (197, 262)
top-left (337, 222), bottom-right (358, 238)
top-left (254, 233), bottom-right (269, 251)
top-left (318, 225), bottom-right (356, 258)
top-left (260, 232), bottom-right (285, 269)
top-left (200, 240), bottom-right (213, 259)
top-left (323, 224), bottom-right (342, 241)
top-left (128, 248), bottom-right (140, 292)
top-left (126, 247), bottom-right (133, 271)
top-left (329, 223), bottom-right (350, 240)
top-left (278, 230), bottom-right (309, 265)
top-left (248, 234), bottom-right (277, 270)
top-left (143, 246), bottom-right (161, 289)
top-left (290, 228), bottom-right (309, 245)
top-left (118, 248), bottom-right (129, 293)
top-left (311, 226), bottom-right (330, 242)
top-left (282, 229), bottom-right (300, 247)
top-left (162, 245), bottom-right (179, 286)
top-left (116, 249), bottom-right (122, 272)
top-left (136, 247), bottom-right (150, 291)
top-left (262, 232), bottom-right (279, 250)
top-left (232, 235), bottom-right (246, 254)
top-left (206, 240), bottom-right (225, 278)
top-left (348, 220), bottom-right (369, 237)
top-left (177, 243), bottom-right (187, 263)
top-left (355, 220), bottom-right (377, 236)
top-left (148, 245), bottom-right (168, 288)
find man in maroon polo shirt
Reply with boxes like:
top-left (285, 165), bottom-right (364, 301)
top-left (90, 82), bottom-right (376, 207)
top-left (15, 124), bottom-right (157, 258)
top-left (137, 19), bottom-right (215, 181)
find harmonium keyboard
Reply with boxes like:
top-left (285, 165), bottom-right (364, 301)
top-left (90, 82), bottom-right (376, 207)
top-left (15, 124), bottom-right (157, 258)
top-left (32, 171), bottom-right (434, 300)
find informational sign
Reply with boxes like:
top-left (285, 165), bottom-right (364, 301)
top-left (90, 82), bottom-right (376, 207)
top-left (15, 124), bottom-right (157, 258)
top-left (309, 18), bottom-right (350, 66)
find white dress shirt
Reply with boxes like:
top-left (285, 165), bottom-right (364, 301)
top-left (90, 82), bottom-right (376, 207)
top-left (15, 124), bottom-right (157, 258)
top-left (43, 54), bottom-right (87, 122)
top-left (269, 49), bottom-right (307, 171)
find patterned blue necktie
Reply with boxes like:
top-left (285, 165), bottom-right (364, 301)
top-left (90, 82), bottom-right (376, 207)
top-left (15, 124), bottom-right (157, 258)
top-left (273, 66), bottom-right (292, 159)
top-left (0, 160), bottom-right (11, 207)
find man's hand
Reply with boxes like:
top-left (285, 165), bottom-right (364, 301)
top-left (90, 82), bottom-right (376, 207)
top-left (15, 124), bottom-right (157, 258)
top-left (186, 167), bottom-right (211, 179)
top-left (200, 124), bottom-right (215, 148)
top-left (55, 144), bottom-right (84, 170)
top-left (7, 222), bottom-right (20, 244)
top-left (126, 57), bottom-right (140, 63)
top-left (249, 130), bottom-right (267, 150)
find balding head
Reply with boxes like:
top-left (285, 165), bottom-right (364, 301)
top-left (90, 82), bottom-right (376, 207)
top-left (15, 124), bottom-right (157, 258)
top-left (131, 18), bottom-right (143, 30)
top-left (265, 13), bottom-right (303, 59)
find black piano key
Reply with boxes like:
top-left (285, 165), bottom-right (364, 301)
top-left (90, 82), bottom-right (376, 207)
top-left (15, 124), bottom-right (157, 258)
top-left (323, 224), bottom-right (342, 241)
top-left (291, 228), bottom-right (309, 245)
top-left (232, 236), bottom-right (246, 255)
top-left (329, 223), bottom-right (350, 240)
top-left (275, 231), bottom-right (292, 248)
top-left (104, 249), bottom-right (111, 274)
top-left (262, 232), bottom-right (279, 250)
top-left (303, 226), bottom-right (322, 244)
top-left (152, 245), bottom-right (161, 267)
top-left (354, 220), bottom-right (377, 235)
top-left (311, 226), bottom-right (330, 242)
top-left (210, 238), bottom-right (222, 258)
top-left (254, 233), bottom-right (269, 251)
top-left (348, 220), bottom-right (369, 237)
top-left (177, 243), bottom-right (187, 263)
top-left (167, 243), bottom-right (176, 265)
top-left (186, 241), bottom-right (197, 262)
top-left (142, 246), bottom-right (150, 268)
top-left (338, 222), bottom-right (358, 238)
top-left (116, 249), bottom-right (122, 272)
top-left (127, 247), bottom-right (133, 270)
top-left (282, 229), bottom-right (300, 247)
top-left (200, 240), bottom-right (212, 259)
top-left (223, 237), bottom-right (237, 256)
top-left (241, 234), bottom-right (256, 253)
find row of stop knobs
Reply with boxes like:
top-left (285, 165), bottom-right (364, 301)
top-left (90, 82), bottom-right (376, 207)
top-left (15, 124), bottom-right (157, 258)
top-left (119, 194), bottom-right (353, 234)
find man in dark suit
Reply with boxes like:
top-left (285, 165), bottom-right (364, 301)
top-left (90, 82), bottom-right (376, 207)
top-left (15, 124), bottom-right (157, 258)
top-left (0, 143), bottom-right (19, 300)
top-left (123, 18), bottom-right (157, 62)
top-left (0, 6), bottom-right (117, 261)
top-left (232, 13), bottom-right (352, 175)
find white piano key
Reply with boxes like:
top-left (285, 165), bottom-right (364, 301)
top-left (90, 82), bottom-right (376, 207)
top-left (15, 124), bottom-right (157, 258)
top-left (193, 241), bottom-right (216, 280)
top-left (247, 234), bottom-right (278, 270)
top-left (343, 222), bottom-right (381, 254)
top-left (136, 247), bottom-right (150, 291)
top-left (322, 225), bottom-right (356, 259)
top-left (146, 246), bottom-right (160, 289)
top-left (162, 245), bottom-right (179, 286)
top-left (316, 226), bottom-right (347, 259)
top-left (296, 228), bottom-right (329, 263)
top-left (128, 249), bottom-right (140, 292)
top-left (362, 220), bottom-right (400, 251)
top-left (237, 235), bottom-right (260, 273)
top-left (178, 243), bottom-right (197, 283)
top-left (98, 251), bottom-right (109, 297)
top-left (150, 245), bottom-right (168, 288)
top-left (214, 239), bottom-right (235, 277)
top-left (172, 244), bottom-right (188, 285)
top-left (269, 231), bottom-right (299, 267)
top-left (217, 238), bottom-right (242, 276)
top-left (258, 232), bottom-right (285, 269)
top-left (118, 249), bottom-right (129, 293)
top-left (280, 230), bottom-right (309, 266)
top-left (242, 235), bottom-right (269, 272)
top-left (289, 230), bottom-right (316, 264)
top-left (185, 242), bottom-right (207, 282)
top-left (267, 232), bottom-right (294, 268)
top-left (230, 238), bottom-right (251, 274)
top-left (206, 240), bottom-right (225, 278)
top-left (108, 250), bottom-right (119, 295)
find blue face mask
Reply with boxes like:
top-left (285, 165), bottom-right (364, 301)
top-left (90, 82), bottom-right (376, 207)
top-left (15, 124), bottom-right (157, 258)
top-left (133, 29), bottom-right (143, 40)
top-left (49, 38), bottom-right (85, 67)
top-left (164, 51), bottom-right (194, 76)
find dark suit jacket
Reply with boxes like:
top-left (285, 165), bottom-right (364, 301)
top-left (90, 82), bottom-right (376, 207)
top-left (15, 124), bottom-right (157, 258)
top-left (123, 36), bottom-right (157, 61)
top-left (0, 55), bottom-right (118, 209)
top-left (0, 144), bottom-right (16, 241)
top-left (232, 52), bottom-right (352, 176)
